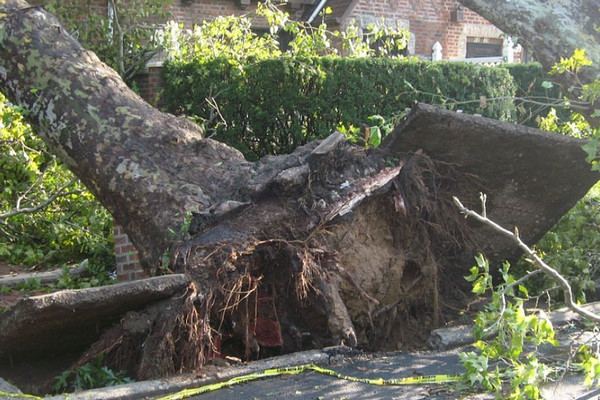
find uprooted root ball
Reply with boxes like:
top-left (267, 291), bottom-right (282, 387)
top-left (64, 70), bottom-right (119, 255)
top-left (77, 151), bottom-right (480, 380)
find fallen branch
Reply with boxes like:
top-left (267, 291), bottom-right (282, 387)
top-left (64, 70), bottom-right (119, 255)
top-left (483, 269), bottom-right (542, 334)
top-left (0, 177), bottom-right (81, 220)
top-left (453, 194), bottom-right (600, 323)
top-left (0, 259), bottom-right (90, 288)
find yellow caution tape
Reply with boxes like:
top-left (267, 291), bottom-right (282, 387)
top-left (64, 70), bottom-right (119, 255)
top-left (0, 391), bottom-right (43, 399)
top-left (157, 363), bottom-right (462, 400)
top-left (0, 363), bottom-right (461, 400)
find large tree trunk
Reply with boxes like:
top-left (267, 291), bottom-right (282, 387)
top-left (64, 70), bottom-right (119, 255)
top-left (458, 0), bottom-right (600, 121)
top-left (457, 0), bottom-right (600, 72)
top-left (0, 0), bottom-right (598, 382)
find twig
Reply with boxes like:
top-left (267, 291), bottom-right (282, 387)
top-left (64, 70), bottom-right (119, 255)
top-left (0, 178), bottom-right (81, 220)
top-left (484, 269), bottom-right (542, 334)
top-left (453, 194), bottom-right (600, 323)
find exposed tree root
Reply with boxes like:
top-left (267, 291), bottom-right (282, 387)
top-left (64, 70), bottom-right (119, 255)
top-left (74, 149), bottom-right (481, 381)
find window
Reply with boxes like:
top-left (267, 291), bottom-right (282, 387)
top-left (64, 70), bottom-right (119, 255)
top-left (252, 28), bottom-right (292, 53)
top-left (466, 37), bottom-right (502, 58)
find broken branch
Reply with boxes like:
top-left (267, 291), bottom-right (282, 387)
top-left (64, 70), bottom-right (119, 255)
top-left (0, 177), bottom-right (81, 220)
top-left (453, 194), bottom-right (600, 324)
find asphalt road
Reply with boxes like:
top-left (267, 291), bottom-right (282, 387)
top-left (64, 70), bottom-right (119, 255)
top-left (156, 323), bottom-right (600, 400)
top-left (43, 317), bottom-right (600, 400)
top-left (182, 351), bottom-right (468, 400)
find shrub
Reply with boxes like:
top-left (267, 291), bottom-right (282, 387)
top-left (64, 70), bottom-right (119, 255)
top-left (519, 183), bottom-right (600, 302)
top-left (161, 57), bottom-right (516, 159)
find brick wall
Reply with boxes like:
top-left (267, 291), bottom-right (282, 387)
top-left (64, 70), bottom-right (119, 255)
top-left (114, 223), bottom-right (147, 282)
top-left (169, 0), bottom-right (257, 25)
top-left (133, 66), bottom-right (164, 107)
top-left (166, 0), bottom-right (306, 28)
top-left (345, 0), bottom-right (503, 60)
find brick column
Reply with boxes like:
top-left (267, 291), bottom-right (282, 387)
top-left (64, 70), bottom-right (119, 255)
top-left (114, 222), bottom-right (147, 281)
top-left (117, 64), bottom-right (162, 281)
top-left (133, 65), bottom-right (164, 107)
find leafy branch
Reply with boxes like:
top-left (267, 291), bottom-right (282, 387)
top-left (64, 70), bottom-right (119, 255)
top-left (1, 92), bottom-right (113, 267)
top-left (483, 268), bottom-right (542, 335)
top-left (453, 194), bottom-right (600, 323)
top-left (0, 177), bottom-right (81, 220)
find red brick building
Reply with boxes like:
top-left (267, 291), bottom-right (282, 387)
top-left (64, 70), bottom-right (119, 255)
top-left (134, 0), bottom-right (520, 105)
top-left (162, 0), bottom-right (517, 61)
top-left (303, 0), bottom-right (514, 61)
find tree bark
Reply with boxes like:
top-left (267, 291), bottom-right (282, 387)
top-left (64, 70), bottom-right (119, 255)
top-left (458, 0), bottom-right (600, 74)
top-left (458, 0), bottom-right (600, 122)
top-left (0, 0), bottom-right (598, 382)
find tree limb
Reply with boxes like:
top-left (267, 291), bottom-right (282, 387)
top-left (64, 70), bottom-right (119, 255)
top-left (0, 177), bottom-right (81, 220)
top-left (453, 195), bottom-right (600, 324)
top-left (457, 0), bottom-right (600, 75)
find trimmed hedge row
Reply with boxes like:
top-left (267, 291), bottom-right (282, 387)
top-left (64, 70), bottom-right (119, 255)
top-left (161, 57), bottom-right (522, 159)
top-left (501, 62), bottom-right (565, 126)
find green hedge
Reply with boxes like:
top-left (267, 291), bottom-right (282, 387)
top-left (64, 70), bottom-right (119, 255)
top-left (502, 62), bottom-right (567, 126)
top-left (162, 57), bottom-right (519, 159)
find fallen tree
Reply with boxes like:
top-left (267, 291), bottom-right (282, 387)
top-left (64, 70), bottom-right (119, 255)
top-left (0, 0), bottom-right (598, 385)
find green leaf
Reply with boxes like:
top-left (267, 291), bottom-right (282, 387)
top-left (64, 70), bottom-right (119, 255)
top-left (368, 126), bottom-right (382, 147)
top-left (464, 265), bottom-right (479, 282)
top-left (518, 285), bottom-right (528, 297)
top-left (582, 139), bottom-right (598, 160)
top-left (472, 278), bottom-right (487, 295)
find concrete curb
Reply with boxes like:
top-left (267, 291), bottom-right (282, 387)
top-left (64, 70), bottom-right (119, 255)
top-left (45, 349), bottom-right (330, 400)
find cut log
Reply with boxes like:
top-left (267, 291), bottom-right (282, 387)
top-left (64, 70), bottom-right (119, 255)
top-left (426, 325), bottom-right (475, 351)
top-left (0, 274), bottom-right (187, 361)
top-left (0, 260), bottom-right (89, 289)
